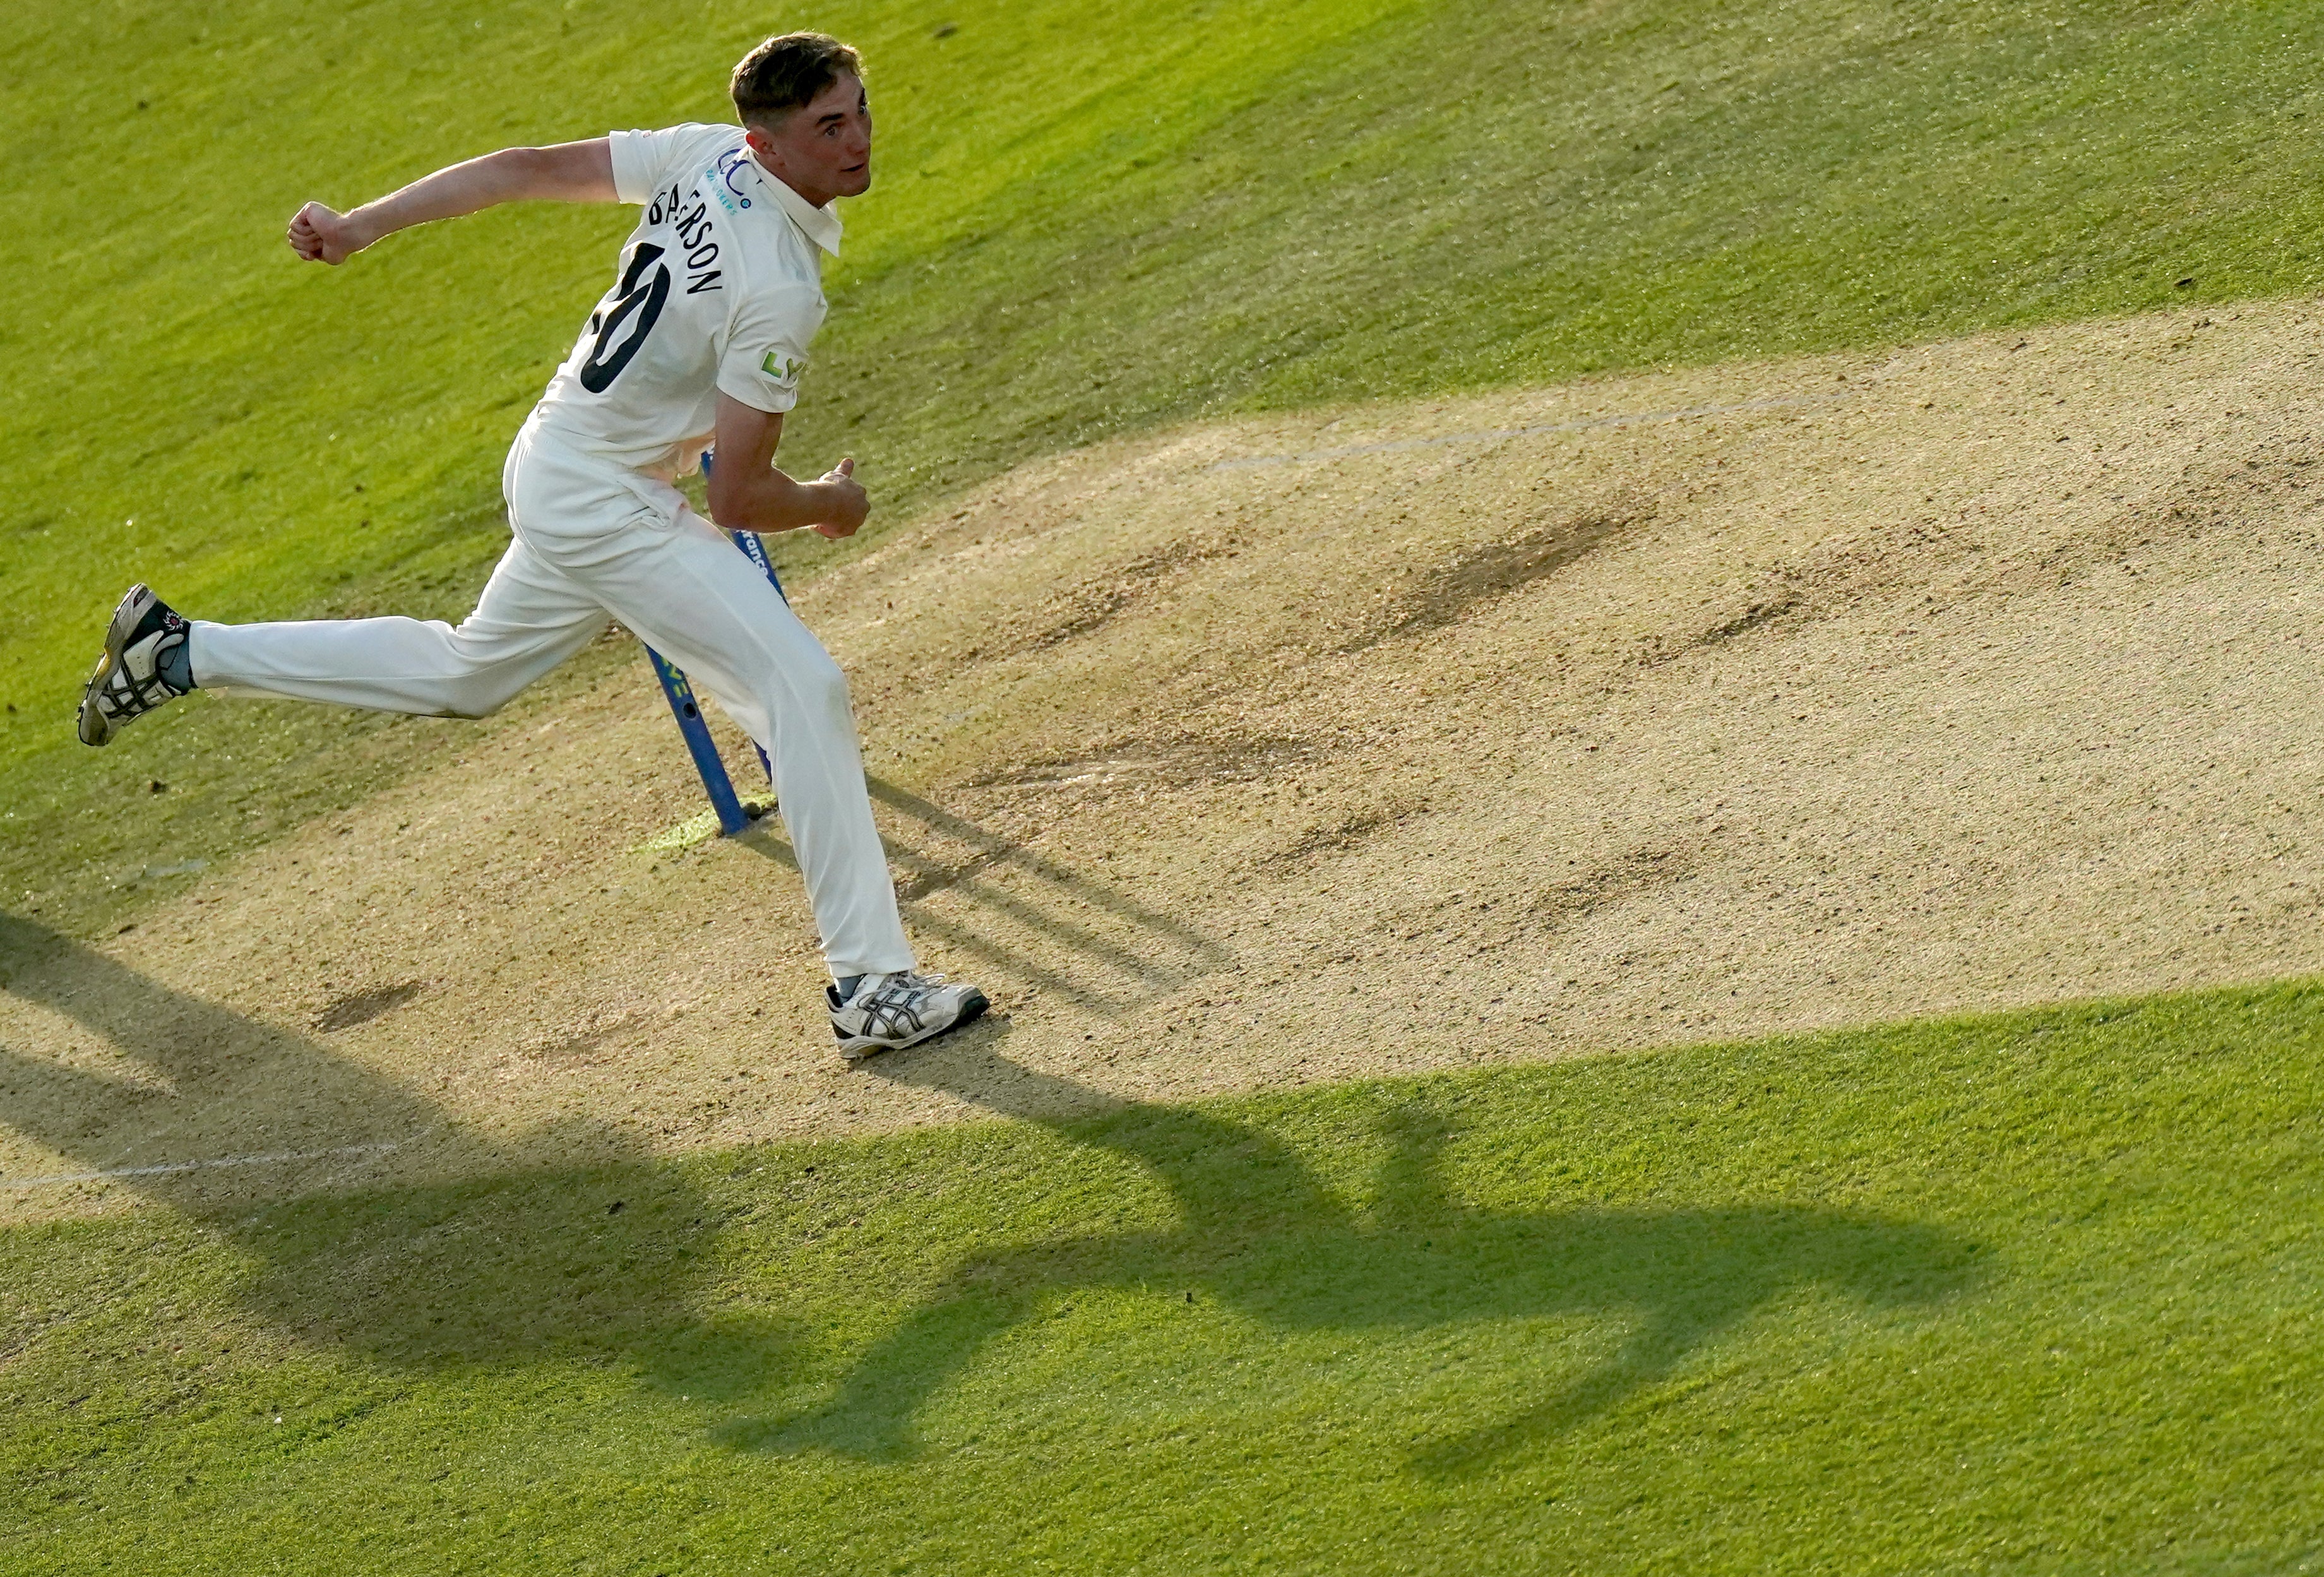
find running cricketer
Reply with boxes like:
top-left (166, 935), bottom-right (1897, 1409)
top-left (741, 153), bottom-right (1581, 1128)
top-left (74, 32), bottom-right (988, 1059)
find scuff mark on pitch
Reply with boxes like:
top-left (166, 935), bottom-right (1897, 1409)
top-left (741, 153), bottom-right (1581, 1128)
top-left (314, 981), bottom-right (423, 1034)
top-left (523, 1007), bottom-right (649, 1065)
top-left (1698, 595), bottom-right (1803, 647)
top-left (1342, 498), bottom-right (1647, 652)
top-left (1013, 536), bottom-right (1241, 653)
top-left (1260, 797), bottom-right (1431, 871)
top-left (1527, 845), bottom-right (1698, 930)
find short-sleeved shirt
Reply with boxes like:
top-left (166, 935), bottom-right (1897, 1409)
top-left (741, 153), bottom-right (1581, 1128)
top-left (528, 122), bottom-right (841, 473)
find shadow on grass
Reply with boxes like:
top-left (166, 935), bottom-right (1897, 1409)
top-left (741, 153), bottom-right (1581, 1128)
top-left (717, 1047), bottom-right (1985, 1471)
top-left (4, 909), bottom-right (1980, 1458)
top-left (0, 909), bottom-right (766, 1388)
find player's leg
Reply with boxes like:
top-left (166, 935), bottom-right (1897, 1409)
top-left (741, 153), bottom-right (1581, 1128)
top-left (81, 536), bottom-right (609, 735)
top-left (579, 508), bottom-right (985, 1053)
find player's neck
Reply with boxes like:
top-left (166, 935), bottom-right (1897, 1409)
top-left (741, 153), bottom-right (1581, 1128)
top-left (751, 149), bottom-right (838, 212)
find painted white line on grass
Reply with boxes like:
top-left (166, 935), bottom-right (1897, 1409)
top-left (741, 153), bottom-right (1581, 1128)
top-left (1, 1141), bottom-right (403, 1191)
top-left (1207, 390), bottom-right (1853, 472)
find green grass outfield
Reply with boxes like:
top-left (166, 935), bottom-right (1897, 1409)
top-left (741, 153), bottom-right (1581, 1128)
top-left (8, 0), bottom-right (2324, 931)
top-left (4, 980), bottom-right (2320, 1573)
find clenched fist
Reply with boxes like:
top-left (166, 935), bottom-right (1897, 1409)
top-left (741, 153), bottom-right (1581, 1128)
top-left (287, 202), bottom-right (369, 266)
top-left (812, 458), bottom-right (869, 539)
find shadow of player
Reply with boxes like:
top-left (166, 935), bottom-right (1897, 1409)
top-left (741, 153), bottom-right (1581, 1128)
top-left (3, 910), bottom-right (1983, 1451)
top-left (736, 777), bottom-right (1235, 1021)
top-left (724, 1045), bottom-right (1982, 1470)
top-left (0, 910), bottom-right (775, 1388)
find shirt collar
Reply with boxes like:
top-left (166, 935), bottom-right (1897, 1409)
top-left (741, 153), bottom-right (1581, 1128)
top-left (749, 150), bottom-right (843, 256)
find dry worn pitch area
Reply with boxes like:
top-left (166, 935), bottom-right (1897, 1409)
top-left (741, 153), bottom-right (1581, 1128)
top-left (6, 300), bottom-right (2323, 1222)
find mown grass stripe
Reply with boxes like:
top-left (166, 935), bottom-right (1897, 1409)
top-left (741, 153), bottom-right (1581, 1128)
top-left (3, 979), bottom-right (2320, 1571)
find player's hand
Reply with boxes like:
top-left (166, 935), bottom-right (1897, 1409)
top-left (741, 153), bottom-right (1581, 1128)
top-left (287, 201), bottom-right (366, 266)
top-left (812, 458), bottom-right (869, 539)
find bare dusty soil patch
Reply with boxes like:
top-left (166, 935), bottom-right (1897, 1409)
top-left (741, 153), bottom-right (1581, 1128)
top-left (7, 300), bottom-right (2323, 1218)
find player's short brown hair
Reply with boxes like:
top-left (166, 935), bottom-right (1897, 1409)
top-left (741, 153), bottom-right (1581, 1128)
top-left (730, 32), bottom-right (863, 129)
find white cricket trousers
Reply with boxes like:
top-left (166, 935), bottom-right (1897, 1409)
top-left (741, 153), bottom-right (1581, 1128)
top-left (189, 417), bottom-right (917, 980)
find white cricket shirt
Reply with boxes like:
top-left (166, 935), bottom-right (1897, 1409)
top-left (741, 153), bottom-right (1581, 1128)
top-left (528, 122), bottom-right (840, 473)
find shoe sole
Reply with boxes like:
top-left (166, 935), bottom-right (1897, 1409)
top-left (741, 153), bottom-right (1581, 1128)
top-left (76, 585), bottom-right (156, 748)
top-left (837, 989), bottom-right (991, 1061)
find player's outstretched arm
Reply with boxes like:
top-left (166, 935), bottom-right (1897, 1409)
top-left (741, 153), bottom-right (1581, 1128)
top-left (286, 138), bottom-right (617, 266)
top-left (706, 394), bottom-right (869, 540)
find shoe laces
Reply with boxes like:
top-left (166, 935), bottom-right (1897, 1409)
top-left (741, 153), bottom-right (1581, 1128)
top-left (848, 971), bottom-right (950, 1037)
top-left (100, 628), bottom-right (189, 717)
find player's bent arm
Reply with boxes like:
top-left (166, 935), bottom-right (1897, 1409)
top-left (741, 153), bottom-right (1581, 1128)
top-left (706, 394), bottom-right (870, 540)
top-left (287, 140), bottom-right (617, 266)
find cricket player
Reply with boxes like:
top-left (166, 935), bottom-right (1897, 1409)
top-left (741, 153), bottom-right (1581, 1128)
top-left (74, 32), bottom-right (987, 1058)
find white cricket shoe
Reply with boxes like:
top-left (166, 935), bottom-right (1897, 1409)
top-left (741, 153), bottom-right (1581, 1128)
top-left (828, 970), bottom-right (990, 1059)
top-left (78, 585), bottom-right (193, 747)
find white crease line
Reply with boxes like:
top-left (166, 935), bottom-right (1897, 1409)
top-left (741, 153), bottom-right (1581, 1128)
top-left (1207, 390), bottom-right (1854, 472)
top-left (2, 1141), bottom-right (403, 1191)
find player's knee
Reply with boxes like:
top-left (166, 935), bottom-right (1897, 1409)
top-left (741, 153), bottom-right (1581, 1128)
top-left (789, 649), bottom-right (854, 722)
top-left (443, 674), bottom-right (528, 719)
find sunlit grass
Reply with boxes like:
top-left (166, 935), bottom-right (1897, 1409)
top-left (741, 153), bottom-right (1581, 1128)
top-left (6, 0), bottom-right (2324, 932)
top-left (4, 979), bottom-right (2319, 1572)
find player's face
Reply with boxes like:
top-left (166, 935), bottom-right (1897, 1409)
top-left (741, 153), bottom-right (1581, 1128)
top-left (750, 73), bottom-right (873, 206)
